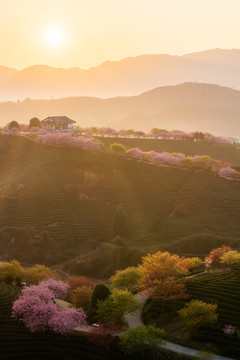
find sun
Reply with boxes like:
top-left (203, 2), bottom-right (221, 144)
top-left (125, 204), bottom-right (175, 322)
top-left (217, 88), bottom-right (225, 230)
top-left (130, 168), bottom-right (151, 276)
top-left (45, 27), bottom-right (64, 48)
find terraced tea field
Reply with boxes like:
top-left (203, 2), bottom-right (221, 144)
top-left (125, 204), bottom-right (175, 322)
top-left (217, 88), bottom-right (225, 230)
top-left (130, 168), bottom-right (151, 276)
top-left (143, 270), bottom-right (240, 358)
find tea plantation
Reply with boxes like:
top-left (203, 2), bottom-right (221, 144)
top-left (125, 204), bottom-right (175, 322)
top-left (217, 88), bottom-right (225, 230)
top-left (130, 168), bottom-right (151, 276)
top-left (0, 135), bottom-right (240, 276)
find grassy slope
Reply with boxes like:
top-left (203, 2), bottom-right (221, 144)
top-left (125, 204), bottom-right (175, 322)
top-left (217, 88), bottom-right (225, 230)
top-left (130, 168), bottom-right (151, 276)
top-left (0, 135), bottom-right (240, 273)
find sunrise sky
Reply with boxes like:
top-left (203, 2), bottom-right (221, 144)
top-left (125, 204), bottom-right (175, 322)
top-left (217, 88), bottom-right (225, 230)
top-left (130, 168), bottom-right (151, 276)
top-left (1, 0), bottom-right (240, 70)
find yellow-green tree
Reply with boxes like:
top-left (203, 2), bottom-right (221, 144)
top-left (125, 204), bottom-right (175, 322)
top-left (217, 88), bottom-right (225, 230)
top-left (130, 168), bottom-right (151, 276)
top-left (110, 267), bottom-right (142, 291)
top-left (71, 286), bottom-right (93, 310)
top-left (179, 300), bottom-right (218, 330)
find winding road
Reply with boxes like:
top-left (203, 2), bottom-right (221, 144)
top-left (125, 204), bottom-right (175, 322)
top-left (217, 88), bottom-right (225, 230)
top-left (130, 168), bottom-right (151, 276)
top-left (124, 293), bottom-right (235, 360)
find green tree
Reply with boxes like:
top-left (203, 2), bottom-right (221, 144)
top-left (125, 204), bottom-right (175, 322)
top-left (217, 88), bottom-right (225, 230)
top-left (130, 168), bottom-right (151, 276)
top-left (29, 117), bottom-right (40, 128)
top-left (9, 121), bottom-right (20, 130)
top-left (120, 325), bottom-right (165, 359)
top-left (97, 289), bottom-right (140, 324)
top-left (110, 266), bottom-right (142, 291)
top-left (112, 205), bottom-right (129, 237)
top-left (178, 300), bottom-right (218, 330)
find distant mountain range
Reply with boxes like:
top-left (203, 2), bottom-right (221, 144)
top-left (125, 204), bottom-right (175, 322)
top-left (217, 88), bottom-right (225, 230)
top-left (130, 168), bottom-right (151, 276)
top-left (1, 49), bottom-right (240, 101)
top-left (1, 82), bottom-right (240, 137)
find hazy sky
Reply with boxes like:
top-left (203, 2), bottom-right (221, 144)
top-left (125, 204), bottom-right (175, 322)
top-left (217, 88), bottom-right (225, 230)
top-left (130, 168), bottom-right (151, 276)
top-left (1, 0), bottom-right (240, 69)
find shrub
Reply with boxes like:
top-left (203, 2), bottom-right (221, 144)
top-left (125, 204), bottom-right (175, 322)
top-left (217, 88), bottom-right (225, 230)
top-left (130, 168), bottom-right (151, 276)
top-left (120, 325), bottom-right (165, 359)
top-left (71, 286), bottom-right (93, 310)
top-left (110, 143), bottom-right (126, 153)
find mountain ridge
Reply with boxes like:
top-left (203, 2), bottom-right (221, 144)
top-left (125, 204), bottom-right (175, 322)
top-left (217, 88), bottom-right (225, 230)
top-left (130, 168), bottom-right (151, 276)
top-left (1, 82), bottom-right (240, 137)
top-left (1, 49), bottom-right (240, 101)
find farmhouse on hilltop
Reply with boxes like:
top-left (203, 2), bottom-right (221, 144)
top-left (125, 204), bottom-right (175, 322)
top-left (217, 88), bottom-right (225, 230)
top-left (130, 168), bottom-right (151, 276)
top-left (41, 116), bottom-right (76, 131)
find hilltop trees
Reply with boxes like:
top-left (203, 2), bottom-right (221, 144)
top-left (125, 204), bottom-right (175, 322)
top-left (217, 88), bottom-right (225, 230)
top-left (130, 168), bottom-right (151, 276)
top-left (9, 121), bottom-right (20, 130)
top-left (29, 117), bottom-right (40, 129)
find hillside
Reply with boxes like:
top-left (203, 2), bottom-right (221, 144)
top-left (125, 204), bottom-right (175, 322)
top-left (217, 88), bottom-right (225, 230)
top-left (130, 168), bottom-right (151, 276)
top-left (1, 83), bottom-right (240, 137)
top-left (100, 137), bottom-right (240, 167)
top-left (0, 135), bottom-right (240, 277)
top-left (2, 49), bottom-right (240, 101)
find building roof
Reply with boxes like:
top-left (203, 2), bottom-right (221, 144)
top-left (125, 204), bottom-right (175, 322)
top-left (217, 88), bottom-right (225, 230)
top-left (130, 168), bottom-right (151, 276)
top-left (41, 116), bottom-right (76, 124)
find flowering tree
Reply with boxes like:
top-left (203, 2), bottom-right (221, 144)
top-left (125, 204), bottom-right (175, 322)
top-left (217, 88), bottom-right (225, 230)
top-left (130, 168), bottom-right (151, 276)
top-left (12, 278), bottom-right (86, 334)
top-left (48, 308), bottom-right (86, 334)
top-left (138, 252), bottom-right (194, 309)
top-left (12, 287), bottom-right (59, 332)
top-left (223, 325), bottom-right (236, 336)
top-left (205, 246), bottom-right (232, 267)
top-left (218, 167), bottom-right (236, 178)
top-left (39, 278), bottom-right (69, 299)
top-left (36, 132), bottom-right (100, 150)
top-left (125, 147), bottom-right (142, 159)
top-left (67, 276), bottom-right (95, 293)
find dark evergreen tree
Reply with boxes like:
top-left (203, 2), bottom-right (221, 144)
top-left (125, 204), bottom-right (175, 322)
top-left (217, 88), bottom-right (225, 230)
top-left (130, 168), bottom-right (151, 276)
top-left (9, 121), bottom-right (20, 130)
top-left (29, 117), bottom-right (40, 128)
top-left (112, 205), bottom-right (129, 237)
top-left (88, 283), bottom-right (111, 317)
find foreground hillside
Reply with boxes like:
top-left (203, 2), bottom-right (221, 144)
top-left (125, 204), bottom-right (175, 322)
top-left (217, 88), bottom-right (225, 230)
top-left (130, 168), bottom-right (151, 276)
top-left (0, 135), bottom-right (240, 277)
